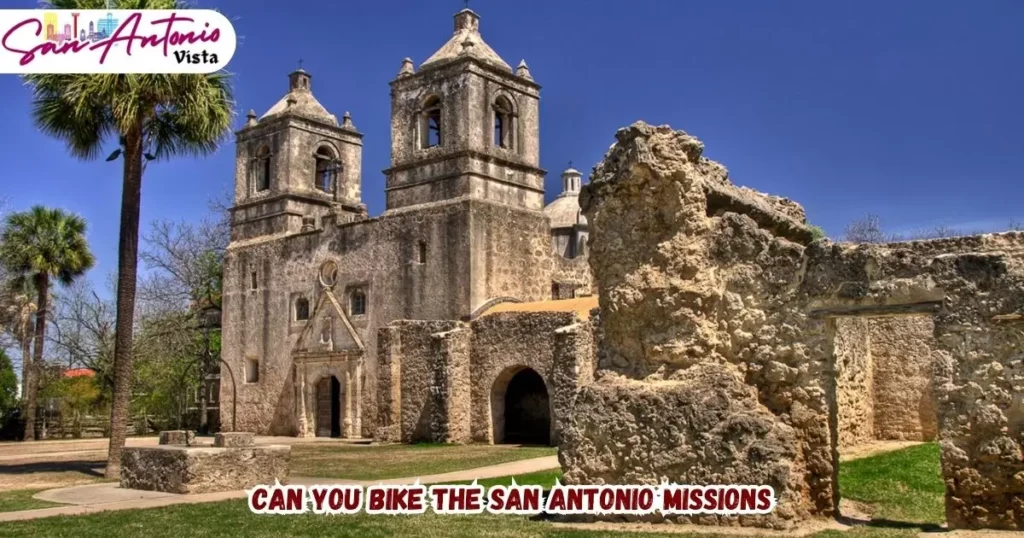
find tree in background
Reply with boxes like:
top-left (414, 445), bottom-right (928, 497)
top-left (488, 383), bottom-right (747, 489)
top-left (0, 350), bottom-right (17, 422)
top-left (27, 0), bottom-right (235, 476)
top-left (0, 206), bottom-right (95, 441)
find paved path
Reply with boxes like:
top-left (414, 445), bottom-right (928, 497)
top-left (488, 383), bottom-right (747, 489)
top-left (0, 436), bottom-right (369, 463)
top-left (0, 455), bottom-right (560, 522)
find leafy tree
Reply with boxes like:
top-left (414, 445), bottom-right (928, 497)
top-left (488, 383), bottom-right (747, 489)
top-left (0, 206), bottom-right (95, 441)
top-left (26, 0), bottom-right (235, 476)
top-left (0, 350), bottom-right (17, 421)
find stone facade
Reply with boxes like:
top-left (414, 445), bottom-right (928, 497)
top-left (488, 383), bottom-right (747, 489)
top-left (220, 9), bottom-right (592, 440)
top-left (560, 121), bottom-right (1024, 530)
top-left (376, 310), bottom-right (596, 446)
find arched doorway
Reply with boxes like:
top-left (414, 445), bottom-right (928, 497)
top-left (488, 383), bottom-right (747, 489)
top-left (496, 368), bottom-right (551, 445)
top-left (315, 375), bottom-right (342, 438)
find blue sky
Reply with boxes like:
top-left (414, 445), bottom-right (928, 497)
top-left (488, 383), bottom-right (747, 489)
top-left (1, 0), bottom-right (1022, 294)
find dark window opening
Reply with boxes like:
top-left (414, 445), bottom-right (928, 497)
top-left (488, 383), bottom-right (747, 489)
top-left (254, 146), bottom-right (271, 192)
top-left (314, 146), bottom-right (338, 193)
top-left (421, 96), bottom-right (442, 148)
top-left (493, 96), bottom-right (513, 149)
top-left (551, 283), bottom-right (559, 300)
top-left (295, 297), bottom-right (310, 321)
top-left (250, 272), bottom-right (258, 290)
top-left (417, 241), bottom-right (427, 264)
top-left (350, 289), bottom-right (366, 316)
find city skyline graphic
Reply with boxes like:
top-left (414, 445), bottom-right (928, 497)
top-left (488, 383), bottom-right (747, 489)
top-left (42, 11), bottom-right (119, 44)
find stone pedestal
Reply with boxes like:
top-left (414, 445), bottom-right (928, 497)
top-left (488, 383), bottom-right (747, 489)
top-left (120, 444), bottom-right (290, 494)
top-left (158, 430), bottom-right (195, 445)
top-left (214, 432), bottom-right (255, 447)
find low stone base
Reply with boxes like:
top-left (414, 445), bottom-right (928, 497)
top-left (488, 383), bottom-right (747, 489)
top-left (158, 430), bottom-right (195, 445)
top-left (121, 445), bottom-right (290, 494)
top-left (214, 432), bottom-right (254, 447)
top-left (558, 364), bottom-right (810, 530)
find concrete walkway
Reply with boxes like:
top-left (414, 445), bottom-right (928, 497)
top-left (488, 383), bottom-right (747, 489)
top-left (0, 455), bottom-right (560, 522)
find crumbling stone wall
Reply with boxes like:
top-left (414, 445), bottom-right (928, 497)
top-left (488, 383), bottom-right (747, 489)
top-left (834, 315), bottom-right (938, 449)
top-left (804, 234), bottom-right (1024, 530)
top-left (561, 121), bottom-right (1024, 530)
top-left (562, 122), bottom-right (827, 529)
top-left (834, 317), bottom-right (874, 448)
top-left (870, 316), bottom-right (937, 441)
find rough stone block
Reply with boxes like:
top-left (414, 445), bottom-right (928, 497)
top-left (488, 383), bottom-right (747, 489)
top-left (560, 364), bottom-right (805, 529)
top-left (158, 430), bottom-right (195, 445)
top-left (120, 445), bottom-right (289, 494)
top-left (214, 432), bottom-right (255, 447)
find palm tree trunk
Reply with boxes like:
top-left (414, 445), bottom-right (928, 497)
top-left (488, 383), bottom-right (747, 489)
top-left (19, 314), bottom-right (32, 429)
top-left (105, 123), bottom-right (144, 479)
top-left (24, 274), bottom-right (49, 441)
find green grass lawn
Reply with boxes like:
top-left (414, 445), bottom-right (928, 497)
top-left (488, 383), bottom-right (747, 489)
top-left (0, 490), bottom-right (61, 513)
top-left (290, 443), bottom-right (556, 480)
top-left (0, 443), bottom-right (945, 537)
top-left (838, 442), bottom-right (945, 525)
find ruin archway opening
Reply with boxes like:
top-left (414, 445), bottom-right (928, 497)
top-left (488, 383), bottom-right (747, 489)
top-left (315, 375), bottom-right (343, 438)
top-left (492, 367), bottom-right (551, 446)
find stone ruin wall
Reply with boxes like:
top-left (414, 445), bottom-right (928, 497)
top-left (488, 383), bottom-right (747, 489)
top-left (561, 121), bottom-right (1024, 531)
top-left (376, 312), bottom-right (596, 445)
top-left (870, 315), bottom-right (938, 442)
top-left (834, 318), bottom-right (874, 448)
top-left (834, 315), bottom-right (938, 448)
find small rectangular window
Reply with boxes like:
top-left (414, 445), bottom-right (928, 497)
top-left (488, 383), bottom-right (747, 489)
top-left (246, 358), bottom-right (260, 383)
top-left (250, 272), bottom-right (258, 290)
top-left (417, 241), bottom-right (427, 264)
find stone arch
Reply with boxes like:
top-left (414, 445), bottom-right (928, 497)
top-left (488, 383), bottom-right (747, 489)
top-left (313, 142), bottom-right (340, 194)
top-left (418, 94), bottom-right (443, 149)
top-left (314, 374), bottom-right (344, 438)
top-left (490, 366), bottom-right (551, 445)
top-left (491, 92), bottom-right (518, 150)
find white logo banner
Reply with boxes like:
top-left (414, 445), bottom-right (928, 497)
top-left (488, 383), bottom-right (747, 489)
top-left (0, 9), bottom-right (236, 73)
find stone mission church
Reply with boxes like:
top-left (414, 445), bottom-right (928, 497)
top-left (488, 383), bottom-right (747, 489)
top-left (221, 8), bottom-right (595, 442)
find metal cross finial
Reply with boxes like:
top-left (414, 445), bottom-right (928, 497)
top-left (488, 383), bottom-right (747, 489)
top-left (568, 159), bottom-right (573, 169)
top-left (464, 0), bottom-right (469, 9)
top-left (298, 58), bottom-right (304, 70)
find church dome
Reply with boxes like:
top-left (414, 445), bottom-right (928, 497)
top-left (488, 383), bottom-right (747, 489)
top-left (543, 166), bottom-right (587, 229)
top-left (420, 9), bottom-right (511, 72)
top-left (260, 69), bottom-right (339, 126)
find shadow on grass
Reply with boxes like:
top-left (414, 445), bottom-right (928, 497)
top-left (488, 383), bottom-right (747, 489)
top-left (0, 459), bottom-right (105, 478)
top-left (838, 514), bottom-right (946, 533)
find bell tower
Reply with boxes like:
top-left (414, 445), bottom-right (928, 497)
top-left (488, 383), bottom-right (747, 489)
top-left (384, 8), bottom-right (545, 212)
top-left (231, 68), bottom-right (366, 241)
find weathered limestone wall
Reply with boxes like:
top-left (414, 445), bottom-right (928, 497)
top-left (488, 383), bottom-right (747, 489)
top-left (834, 317), bottom-right (874, 448)
top-left (561, 123), bottom-right (827, 529)
top-left (803, 234), bottom-right (1024, 530)
top-left (470, 312), bottom-right (579, 444)
top-left (870, 316), bottom-right (937, 441)
top-left (833, 315), bottom-right (938, 449)
top-left (222, 200), bottom-right (475, 438)
top-left (376, 311), bottom-right (595, 445)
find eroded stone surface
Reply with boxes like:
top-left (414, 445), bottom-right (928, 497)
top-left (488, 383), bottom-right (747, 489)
top-left (214, 432), bottom-right (255, 448)
top-left (158, 430), bottom-right (195, 446)
top-left (120, 445), bottom-right (290, 494)
top-left (563, 121), bottom-right (1024, 530)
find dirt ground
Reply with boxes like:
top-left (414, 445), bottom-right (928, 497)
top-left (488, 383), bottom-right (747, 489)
top-left (0, 451), bottom-right (108, 491)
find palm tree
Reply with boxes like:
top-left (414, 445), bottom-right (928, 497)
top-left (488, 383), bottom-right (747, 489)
top-left (26, 0), bottom-right (235, 477)
top-left (0, 207), bottom-right (96, 441)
